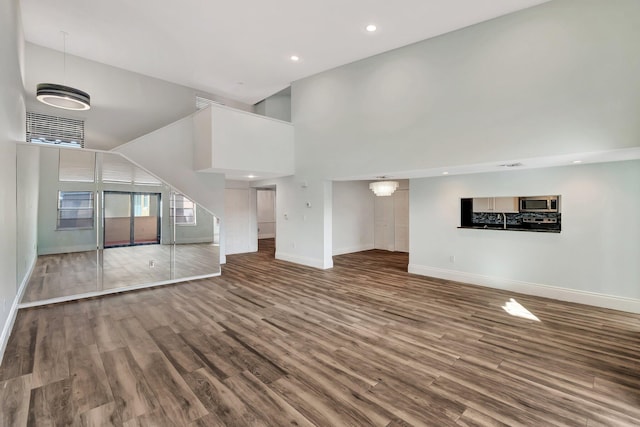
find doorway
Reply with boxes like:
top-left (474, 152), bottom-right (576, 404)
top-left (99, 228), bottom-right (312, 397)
top-left (103, 191), bottom-right (161, 248)
top-left (374, 182), bottom-right (409, 253)
top-left (257, 188), bottom-right (276, 256)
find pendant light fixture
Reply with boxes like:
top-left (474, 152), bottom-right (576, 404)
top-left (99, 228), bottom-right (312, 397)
top-left (369, 177), bottom-right (399, 197)
top-left (36, 31), bottom-right (91, 111)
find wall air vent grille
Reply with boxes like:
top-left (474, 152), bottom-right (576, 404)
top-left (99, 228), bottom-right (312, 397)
top-left (196, 96), bottom-right (225, 110)
top-left (26, 111), bottom-right (85, 148)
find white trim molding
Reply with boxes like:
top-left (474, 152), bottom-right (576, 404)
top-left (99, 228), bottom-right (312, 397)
top-left (276, 251), bottom-right (333, 270)
top-left (408, 264), bottom-right (640, 314)
top-left (332, 244), bottom-right (375, 256)
top-left (38, 245), bottom-right (97, 255)
top-left (17, 271), bottom-right (221, 310)
top-left (0, 255), bottom-right (37, 364)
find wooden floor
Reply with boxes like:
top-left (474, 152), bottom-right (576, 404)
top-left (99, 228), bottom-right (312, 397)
top-left (22, 244), bottom-right (220, 304)
top-left (2, 238), bottom-right (640, 426)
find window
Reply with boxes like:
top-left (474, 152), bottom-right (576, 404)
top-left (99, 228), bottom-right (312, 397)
top-left (57, 191), bottom-right (94, 230)
top-left (171, 194), bottom-right (196, 225)
top-left (26, 111), bottom-right (85, 148)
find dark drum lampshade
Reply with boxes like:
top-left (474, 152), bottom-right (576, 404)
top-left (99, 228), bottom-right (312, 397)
top-left (36, 83), bottom-right (91, 111)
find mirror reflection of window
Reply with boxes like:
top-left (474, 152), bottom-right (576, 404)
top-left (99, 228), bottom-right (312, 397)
top-left (171, 194), bottom-right (197, 225)
top-left (57, 191), bottom-right (94, 230)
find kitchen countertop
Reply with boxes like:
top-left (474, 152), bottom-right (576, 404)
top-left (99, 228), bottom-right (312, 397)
top-left (458, 225), bottom-right (560, 233)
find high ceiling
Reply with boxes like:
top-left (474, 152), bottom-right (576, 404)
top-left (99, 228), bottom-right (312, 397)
top-left (20, 0), bottom-right (549, 105)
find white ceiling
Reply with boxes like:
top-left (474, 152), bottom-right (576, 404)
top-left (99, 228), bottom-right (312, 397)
top-left (20, 0), bottom-right (549, 105)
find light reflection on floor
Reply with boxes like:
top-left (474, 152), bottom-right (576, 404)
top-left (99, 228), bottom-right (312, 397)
top-left (502, 298), bottom-right (541, 321)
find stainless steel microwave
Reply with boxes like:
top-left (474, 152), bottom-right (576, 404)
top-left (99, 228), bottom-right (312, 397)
top-left (519, 196), bottom-right (559, 213)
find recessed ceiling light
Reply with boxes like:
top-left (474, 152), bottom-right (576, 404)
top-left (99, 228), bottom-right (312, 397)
top-left (442, 172), bottom-right (449, 175)
top-left (290, 55), bottom-right (300, 62)
top-left (572, 160), bottom-right (582, 164)
top-left (366, 24), bottom-right (377, 32)
top-left (247, 174), bottom-right (256, 179)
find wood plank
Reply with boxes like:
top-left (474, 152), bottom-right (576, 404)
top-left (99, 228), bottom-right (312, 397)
top-left (27, 378), bottom-right (74, 427)
top-left (137, 352), bottom-right (209, 425)
top-left (0, 374), bottom-right (31, 427)
top-left (222, 370), bottom-right (314, 427)
top-left (79, 402), bottom-right (122, 427)
top-left (183, 367), bottom-right (267, 427)
top-left (0, 309), bottom-right (38, 381)
top-left (31, 306), bottom-right (69, 388)
top-left (100, 347), bottom-right (159, 422)
top-left (2, 241), bottom-right (640, 426)
top-left (115, 318), bottom-right (208, 425)
top-left (148, 326), bottom-right (204, 375)
top-left (69, 344), bottom-right (114, 415)
top-left (91, 315), bottom-right (125, 353)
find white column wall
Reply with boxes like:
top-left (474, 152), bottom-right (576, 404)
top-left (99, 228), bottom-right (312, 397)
top-left (0, 0), bottom-right (26, 361)
top-left (332, 181), bottom-right (374, 255)
top-left (224, 180), bottom-right (258, 255)
top-left (16, 145), bottom-right (40, 282)
top-left (253, 175), bottom-right (333, 269)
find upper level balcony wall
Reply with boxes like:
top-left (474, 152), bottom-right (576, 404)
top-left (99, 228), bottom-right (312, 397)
top-left (194, 104), bottom-right (294, 179)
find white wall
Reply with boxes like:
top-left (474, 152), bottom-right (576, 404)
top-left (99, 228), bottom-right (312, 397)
top-left (0, 0), bottom-right (25, 360)
top-left (224, 181), bottom-right (258, 255)
top-left (332, 181), bottom-right (374, 255)
top-left (194, 104), bottom-right (294, 177)
top-left (291, 0), bottom-right (640, 180)
top-left (253, 175), bottom-right (333, 269)
top-left (24, 43), bottom-right (253, 151)
top-left (255, 88), bottom-right (291, 122)
top-left (409, 160), bottom-right (640, 313)
top-left (114, 115), bottom-right (227, 262)
top-left (17, 144), bottom-right (40, 282)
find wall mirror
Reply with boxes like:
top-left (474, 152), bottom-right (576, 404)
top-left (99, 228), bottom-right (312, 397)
top-left (17, 144), bottom-right (220, 306)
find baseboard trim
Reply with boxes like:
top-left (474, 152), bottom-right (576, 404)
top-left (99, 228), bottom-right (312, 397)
top-left (38, 245), bottom-right (96, 255)
top-left (333, 244), bottom-right (375, 256)
top-left (408, 264), bottom-right (640, 314)
top-left (276, 251), bottom-right (333, 269)
top-left (175, 238), bottom-right (214, 244)
top-left (17, 271), bottom-right (221, 310)
top-left (0, 255), bottom-right (37, 364)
